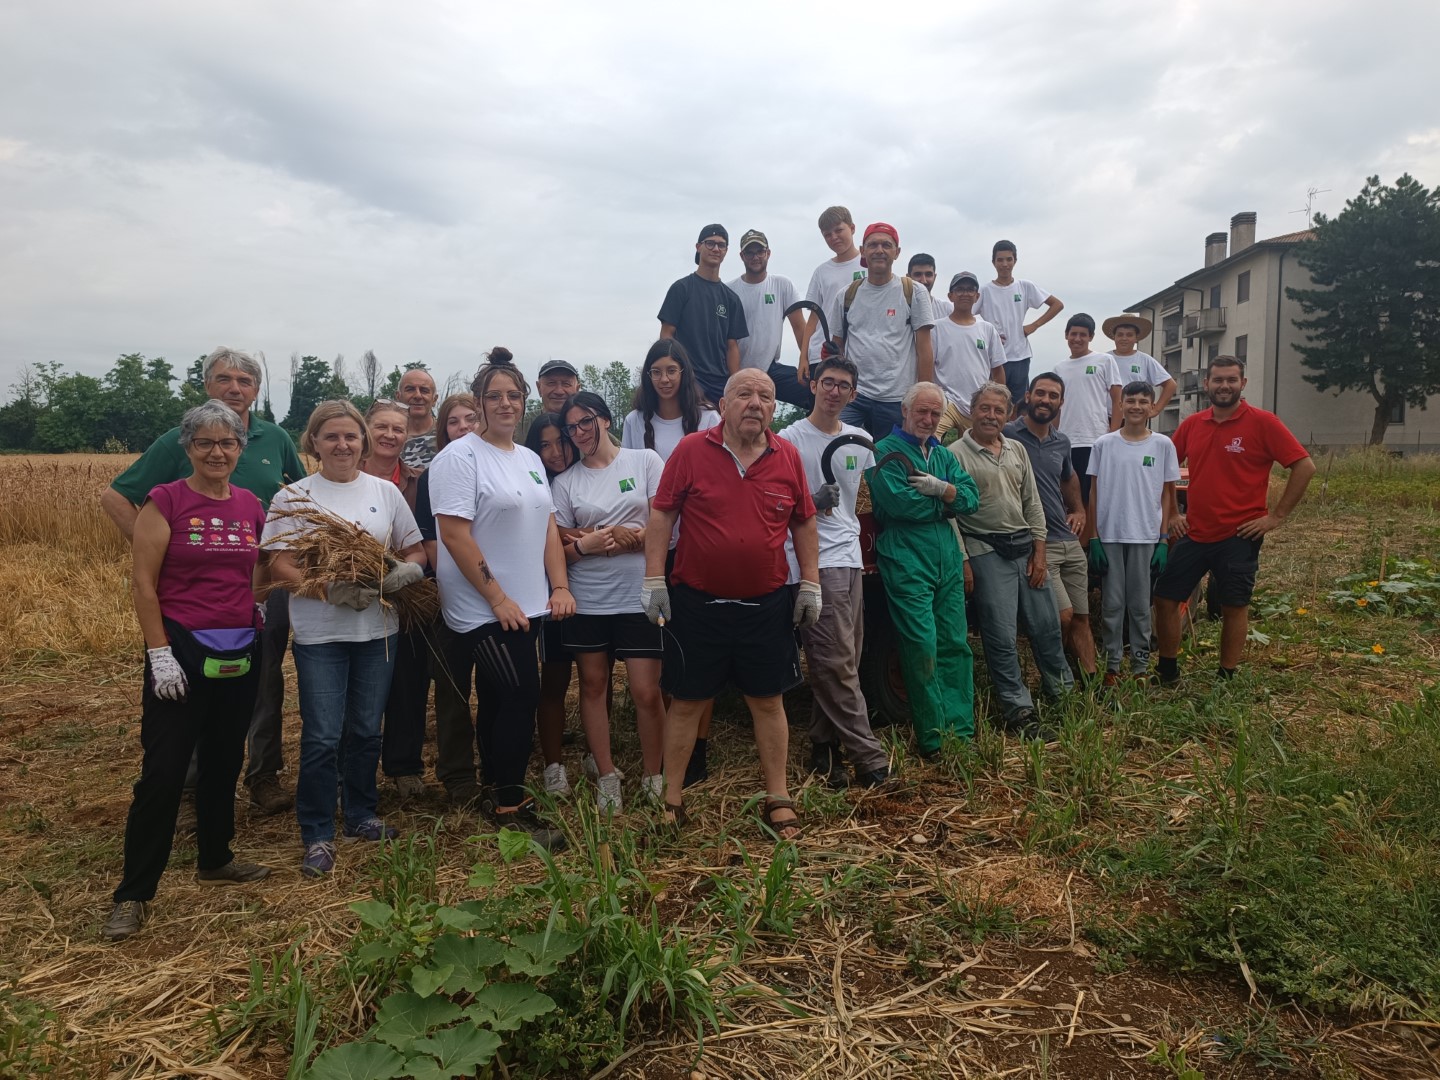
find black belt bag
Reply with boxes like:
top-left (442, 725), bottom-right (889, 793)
top-left (163, 617), bottom-right (258, 680)
top-left (980, 530), bottom-right (1034, 561)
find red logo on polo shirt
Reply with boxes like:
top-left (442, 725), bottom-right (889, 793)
top-left (1225, 437), bottom-right (1245, 454)
top-left (887, 308), bottom-right (897, 316)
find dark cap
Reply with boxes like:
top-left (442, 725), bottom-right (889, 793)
top-left (537, 359), bottom-right (578, 379)
top-left (738, 228), bottom-right (768, 251)
top-left (695, 223), bottom-right (728, 264)
top-left (948, 271), bottom-right (981, 291)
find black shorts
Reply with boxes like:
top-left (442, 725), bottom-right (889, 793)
top-left (539, 617), bottom-right (574, 664)
top-left (661, 583), bottom-right (802, 701)
top-left (559, 612), bottom-right (662, 659)
top-left (1153, 535), bottom-right (1264, 608)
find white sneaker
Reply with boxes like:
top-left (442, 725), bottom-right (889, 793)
top-left (640, 774), bottom-right (664, 803)
top-left (583, 753), bottom-right (622, 781)
top-left (543, 762), bottom-right (570, 796)
top-left (596, 771), bottom-right (623, 814)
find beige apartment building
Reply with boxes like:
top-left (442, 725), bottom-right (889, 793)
top-left (1129, 213), bottom-right (1440, 452)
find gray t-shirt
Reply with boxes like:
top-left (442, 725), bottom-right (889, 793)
top-left (1005, 418), bottom-right (1076, 542)
top-left (827, 276), bottom-right (935, 403)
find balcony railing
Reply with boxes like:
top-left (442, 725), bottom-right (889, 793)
top-left (1163, 327), bottom-right (1181, 347)
top-left (1183, 308), bottom-right (1227, 336)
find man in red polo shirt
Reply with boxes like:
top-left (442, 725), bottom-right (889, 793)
top-left (641, 368), bottom-right (821, 840)
top-left (1153, 355), bottom-right (1315, 682)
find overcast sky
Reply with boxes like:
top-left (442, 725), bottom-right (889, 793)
top-left (2, 0), bottom-right (1437, 419)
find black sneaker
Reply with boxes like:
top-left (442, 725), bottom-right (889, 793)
top-left (492, 801), bottom-right (568, 853)
top-left (1002, 708), bottom-right (1056, 741)
top-left (683, 739), bottom-right (709, 789)
top-left (807, 741), bottom-right (849, 789)
top-left (853, 766), bottom-right (893, 789)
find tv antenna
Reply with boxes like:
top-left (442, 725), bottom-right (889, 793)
top-left (1290, 186), bottom-right (1330, 229)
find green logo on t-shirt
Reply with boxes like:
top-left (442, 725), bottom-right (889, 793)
top-left (1013, 293), bottom-right (1022, 302)
top-left (528, 471), bottom-right (542, 484)
top-left (1085, 365), bottom-right (1097, 374)
top-left (853, 271), bottom-right (864, 281)
top-left (1131, 364), bottom-right (1142, 374)
top-left (1142, 455), bottom-right (1155, 467)
top-left (845, 455), bottom-right (857, 470)
top-left (764, 293), bottom-right (775, 304)
top-left (977, 339), bottom-right (986, 350)
top-left (618, 477), bottom-right (636, 493)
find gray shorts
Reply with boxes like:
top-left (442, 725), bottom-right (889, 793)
top-left (1047, 539), bottom-right (1089, 616)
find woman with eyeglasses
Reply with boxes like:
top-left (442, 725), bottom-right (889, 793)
top-left (550, 393), bottom-right (666, 811)
top-left (428, 349), bottom-right (574, 849)
top-left (103, 400), bottom-right (272, 942)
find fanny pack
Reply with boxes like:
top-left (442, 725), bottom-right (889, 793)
top-left (163, 617), bottom-right (258, 680)
top-left (980, 529), bottom-right (1034, 561)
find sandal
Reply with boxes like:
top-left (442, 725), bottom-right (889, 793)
top-left (761, 797), bottom-right (803, 842)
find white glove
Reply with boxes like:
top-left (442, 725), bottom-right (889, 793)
top-left (908, 473), bottom-right (950, 499)
top-left (793, 580), bottom-right (823, 629)
top-left (254, 601), bottom-right (267, 628)
top-left (640, 576), bottom-right (671, 626)
top-left (380, 561), bottom-right (425, 595)
top-left (327, 580), bottom-right (379, 610)
top-left (148, 646), bottom-right (188, 701)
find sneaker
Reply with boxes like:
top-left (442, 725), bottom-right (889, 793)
top-left (301, 841), bottom-right (336, 878)
top-left (175, 794), bottom-right (198, 836)
top-left (341, 817), bottom-right (399, 843)
top-left (682, 739), bottom-right (708, 789)
top-left (394, 775), bottom-right (426, 800)
top-left (197, 860), bottom-right (271, 886)
top-left (807, 741), bottom-right (850, 789)
top-left (248, 775), bottom-right (294, 816)
top-left (640, 774), bottom-right (664, 803)
top-left (596, 772), bottom-right (623, 814)
top-left (1101, 671), bottom-right (1122, 688)
top-left (543, 762), bottom-right (571, 796)
top-left (447, 781), bottom-right (483, 810)
top-left (102, 900), bottom-right (149, 942)
top-left (1004, 709), bottom-right (1056, 742)
top-left (492, 801), bottom-right (568, 853)
top-left (581, 754), bottom-right (622, 782)
top-left (853, 766), bottom-right (893, 789)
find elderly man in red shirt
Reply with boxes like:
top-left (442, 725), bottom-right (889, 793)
top-left (641, 368), bottom-right (821, 841)
top-left (1153, 355), bottom-right (1315, 682)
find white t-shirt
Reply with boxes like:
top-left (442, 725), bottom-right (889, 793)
top-left (933, 316), bottom-right (1006, 416)
top-left (427, 433), bottom-right (556, 633)
top-left (1086, 430), bottom-right (1180, 542)
top-left (803, 255), bottom-right (865, 364)
top-left (778, 417), bottom-right (874, 576)
top-left (550, 448), bottom-right (665, 615)
top-left (974, 278), bottom-right (1050, 362)
top-left (1106, 350), bottom-right (1173, 389)
top-left (262, 472), bottom-right (421, 645)
top-left (727, 274), bottom-right (798, 370)
top-left (620, 409), bottom-right (720, 461)
top-left (826, 276), bottom-right (937, 402)
top-left (931, 296), bottom-right (954, 319)
top-left (1052, 353), bottom-right (1124, 448)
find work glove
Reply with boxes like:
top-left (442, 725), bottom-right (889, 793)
top-left (327, 580), bottom-right (380, 611)
top-left (1150, 541), bottom-right (1169, 574)
top-left (640, 576), bottom-right (671, 626)
top-left (793, 580), bottom-right (823, 629)
top-left (1087, 539), bottom-right (1109, 575)
top-left (908, 473), bottom-right (949, 499)
top-left (812, 483), bottom-right (840, 513)
top-left (819, 339), bottom-right (841, 361)
top-left (380, 561), bottom-right (425, 594)
top-left (147, 646), bottom-right (188, 702)
top-left (254, 601), bottom-right (267, 629)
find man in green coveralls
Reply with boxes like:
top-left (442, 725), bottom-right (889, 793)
top-left (867, 382), bottom-right (980, 755)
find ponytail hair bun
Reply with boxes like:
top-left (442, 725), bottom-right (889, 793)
top-left (487, 347), bottom-right (514, 367)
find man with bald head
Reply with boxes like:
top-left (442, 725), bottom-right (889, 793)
top-left (399, 367), bottom-right (439, 470)
top-left (641, 369), bottom-right (820, 839)
top-left (868, 382), bottom-right (980, 755)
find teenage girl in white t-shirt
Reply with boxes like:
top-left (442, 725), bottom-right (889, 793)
top-left (429, 351), bottom-right (575, 850)
top-left (620, 339), bottom-right (720, 462)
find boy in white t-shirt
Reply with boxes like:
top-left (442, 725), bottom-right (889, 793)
top-left (932, 270), bottom-right (1007, 440)
top-left (727, 228), bottom-right (813, 411)
top-left (1101, 313), bottom-right (1176, 417)
top-left (974, 240), bottom-right (1064, 410)
top-left (1051, 313), bottom-right (1123, 504)
top-left (799, 205), bottom-right (865, 379)
top-left (1084, 381), bottom-right (1180, 682)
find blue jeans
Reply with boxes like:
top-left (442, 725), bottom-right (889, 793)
top-left (293, 636), bottom-right (397, 844)
top-left (1003, 357), bottom-right (1032, 410)
top-left (968, 550), bottom-right (1073, 719)
top-left (841, 395), bottom-right (904, 441)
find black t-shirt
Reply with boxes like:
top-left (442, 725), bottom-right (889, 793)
top-left (657, 273), bottom-right (749, 395)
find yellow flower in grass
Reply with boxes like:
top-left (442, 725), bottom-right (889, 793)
top-left (1372, 644), bottom-right (1385, 655)
top-left (1367, 580), bottom-right (1380, 587)
top-left (1356, 598), bottom-right (1369, 607)
top-left (1295, 607), bottom-right (1309, 615)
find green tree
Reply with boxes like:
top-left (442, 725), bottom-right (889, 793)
top-left (579, 361), bottom-right (638, 436)
top-left (0, 367), bottom-right (43, 450)
top-left (1288, 174), bottom-right (1440, 445)
top-left (33, 370), bottom-right (107, 452)
top-left (179, 356), bottom-right (209, 408)
top-left (100, 354), bottom-right (184, 451)
top-left (282, 354), bottom-right (351, 431)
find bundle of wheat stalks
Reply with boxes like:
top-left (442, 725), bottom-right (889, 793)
top-left (261, 499), bottom-right (439, 630)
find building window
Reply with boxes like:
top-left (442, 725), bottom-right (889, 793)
top-left (1237, 270), bottom-right (1251, 304)
top-left (1207, 343), bottom-right (1220, 364)
top-left (1210, 284), bottom-right (1221, 309)
top-left (1390, 399), bottom-right (1406, 425)
top-left (1235, 334), bottom-right (1248, 360)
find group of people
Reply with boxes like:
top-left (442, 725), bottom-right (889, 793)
top-left (96, 205), bottom-right (1316, 943)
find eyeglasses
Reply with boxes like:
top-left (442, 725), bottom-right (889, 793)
top-left (818, 378), bottom-right (855, 393)
top-left (699, 239), bottom-right (728, 251)
top-left (648, 365), bottom-right (683, 381)
top-left (563, 415), bottom-right (599, 436)
top-left (482, 391), bottom-right (526, 405)
top-left (191, 438), bottom-right (241, 452)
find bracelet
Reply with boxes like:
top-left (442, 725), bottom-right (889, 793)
top-left (551, 585), bottom-right (571, 595)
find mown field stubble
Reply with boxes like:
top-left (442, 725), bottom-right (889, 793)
top-left (1, 450), bottom-right (1438, 1079)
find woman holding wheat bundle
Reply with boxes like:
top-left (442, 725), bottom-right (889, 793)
top-left (104, 400), bottom-right (272, 943)
top-left (262, 400), bottom-right (426, 878)
top-left (428, 349), bottom-right (574, 851)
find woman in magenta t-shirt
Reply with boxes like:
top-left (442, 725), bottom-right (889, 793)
top-left (103, 400), bottom-right (271, 943)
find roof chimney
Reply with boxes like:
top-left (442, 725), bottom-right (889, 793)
top-left (1205, 231), bottom-right (1228, 267)
top-left (1230, 212), bottom-right (1257, 254)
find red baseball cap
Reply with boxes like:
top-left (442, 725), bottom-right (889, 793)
top-left (859, 221), bottom-right (899, 267)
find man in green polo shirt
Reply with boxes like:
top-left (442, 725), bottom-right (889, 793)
top-left (102, 347), bottom-right (306, 817)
